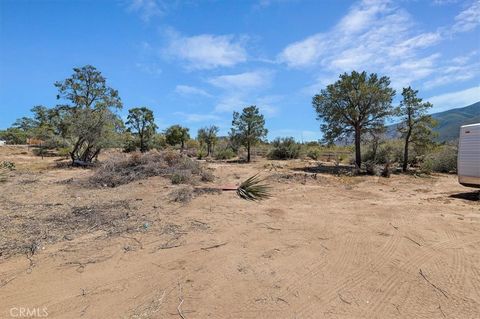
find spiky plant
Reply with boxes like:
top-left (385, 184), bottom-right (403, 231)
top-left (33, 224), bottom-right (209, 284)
top-left (236, 174), bottom-right (271, 201)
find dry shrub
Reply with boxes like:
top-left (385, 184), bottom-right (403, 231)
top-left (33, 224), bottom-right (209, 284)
top-left (200, 169), bottom-right (215, 182)
top-left (171, 170), bottom-right (192, 184)
top-left (89, 150), bottom-right (206, 187)
top-left (170, 186), bottom-right (194, 203)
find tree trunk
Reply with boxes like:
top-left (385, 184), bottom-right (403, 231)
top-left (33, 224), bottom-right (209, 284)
top-left (402, 131), bottom-right (411, 172)
top-left (181, 140), bottom-right (184, 150)
top-left (140, 134), bottom-right (145, 153)
top-left (354, 127), bottom-right (361, 169)
top-left (247, 141), bottom-right (251, 163)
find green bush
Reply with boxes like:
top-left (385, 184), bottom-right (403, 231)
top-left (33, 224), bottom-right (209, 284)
top-left (170, 169), bottom-right (192, 184)
top-left (197, 149), bottom-right (207, 160)
top-left (0, 161), bottom-right (15, 170)
top-left (214, 147), bottom-right (236, 160)
top-left (268, 137), bottom-right (301, 160)
top-left (306, 147), bottom-right (322, 160)
top-left (421, 144), bottom-right (457, 173)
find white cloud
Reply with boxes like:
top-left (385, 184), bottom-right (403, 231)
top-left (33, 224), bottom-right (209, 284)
top-left (427, 86), bottom-right (480, 112)
top-left (452, 0), bottom-right (480, 33)
top-left (424, 51), bottom-right (480, 88)
top-left (175, 85), bottom-right (212, 97)
top-left (164, 30), bottom-right (247, 70)
top-left (128, 0), bottom-right (166, 22)
top-left (278, 0), bottom-right (450, 89)
top-left (135, 62), bottom-right (162, 75)
top-left (213, 95), bottom-right (280, 116)
top-left (174, 112), bottom-right (221, 123)
top-left (207, 71), bottom-right (273, 90)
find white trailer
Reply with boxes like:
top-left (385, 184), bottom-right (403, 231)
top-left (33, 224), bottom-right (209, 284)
top-left (458, 123), bottom-right (480, 188)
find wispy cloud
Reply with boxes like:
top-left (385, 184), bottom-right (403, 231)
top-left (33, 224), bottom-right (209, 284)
top-left (452, 0), bottom-right (480, 33)
top-left (427, 86), bottom-right (480, 112)
top-left (278, 0), bottom-right (479, 91)
top-left (173, 112), bottom-right (221, 123)
top-left (213, 93), bottom-right (281, 116)
top-left (164, 29), bottom-right (248, 70)
top-left (278, 0), bottom-right (442, 87)
top-left (207, 70), bottom-right (273, 90)
top-left (424, 50), bottom-right (480, 88)
top-left (175, 85), bottom-right (212, 97)
top-left (207, 70), bottom-right (279, 116)
top-left (127, 0), bottom-right (166, 22)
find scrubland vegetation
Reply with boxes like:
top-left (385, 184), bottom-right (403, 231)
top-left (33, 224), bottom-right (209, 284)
top-left (0, 65), bottom-right (478, 319)
top-left (0, 66), bottom-right (457, 178)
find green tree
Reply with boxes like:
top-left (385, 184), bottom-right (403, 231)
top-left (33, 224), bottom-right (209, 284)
top-left (0, 128), bottom-right (29, 144)
top-left (54, 65), bottom-right (122, 164)
top-left (230, 105), bottom-right (268, 162)
top-left (312, 71), bottom-right (395, 168)
top-left (397, 87), bottom-right (437, 172)
top-left (12, 117), bottom-right (36, 133)
top-left (125, 107), bottom-right (157, 152)
top-left (165, 125), bottom-right (190, 150)
top-left (197, 125), bottom-right (219, 156)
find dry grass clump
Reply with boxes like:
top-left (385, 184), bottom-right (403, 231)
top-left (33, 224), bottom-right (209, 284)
top-left (170, 186), bottom-right (194, 203)
top-left (0, 201), bottom-right (138, 259)
top-left (89, 150), bottom-right (207, 187)
top-left (200, 169), bottom-right (215, 182)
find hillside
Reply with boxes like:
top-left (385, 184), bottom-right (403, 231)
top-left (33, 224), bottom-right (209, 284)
top-left (387, 101), bottom-right (480, 142)
top-left (431, 101), bottom-right (480, 141)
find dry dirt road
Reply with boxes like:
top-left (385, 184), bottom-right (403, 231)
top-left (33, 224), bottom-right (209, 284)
top-left (1, 147), bottom-right (479, 318)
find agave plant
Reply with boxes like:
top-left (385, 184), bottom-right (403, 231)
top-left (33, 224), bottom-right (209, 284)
top-left (236, 174), bottom-right (271, 201)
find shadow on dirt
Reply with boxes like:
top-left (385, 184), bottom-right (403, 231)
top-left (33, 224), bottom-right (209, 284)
top-left (449, 191), bottom-right (480, 202)
top-left (292, 163), bottom-right (356, 175)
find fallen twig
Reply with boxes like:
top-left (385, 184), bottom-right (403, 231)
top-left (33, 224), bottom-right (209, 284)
top-left (0, 276), bottom-right (16, 288)
top-left (419, 269), bottom-right (449, 298)
top-left (404, 236), bottom-right (422, 247)
top-left (201, 242), bottom-right (228, 251)
top-left (438, 304), bottom-right (446, 318)
top-left (338, 293), bottom-right (351, 305)
top-left (389, 223), bottom-right (399, 230)
top-left (260, 223), bottom-right (281, 231)
top-left (177, 281), bottom-right (186, 319)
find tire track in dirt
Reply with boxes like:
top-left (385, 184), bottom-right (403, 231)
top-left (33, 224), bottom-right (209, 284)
top-left (358, 235), bottom-right (480, 318)
top-left (234, 232), bottom-right (357, 317)
top-left (294, 230), bottom-right (402, 318)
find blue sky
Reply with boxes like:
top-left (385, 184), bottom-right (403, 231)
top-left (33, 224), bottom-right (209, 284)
top-left (0, 0), bottom-right (479, 140)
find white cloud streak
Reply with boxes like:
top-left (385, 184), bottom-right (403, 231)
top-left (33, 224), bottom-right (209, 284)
top-left (452, 0), bottom-right (480, 33)
top-left (207, 70), bottom-right (273, 90)
top-left (175, 85), bottom-right (212, 97)
top-left (427, 86), bottom-right (480, 112)
top-left (128, 0), bottom-right (166, 22)
top-left (164, 30), bottom-right (247, 70)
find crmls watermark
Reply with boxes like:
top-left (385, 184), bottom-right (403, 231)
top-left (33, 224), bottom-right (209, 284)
top-left (9, 307), bottom-right (48, 318)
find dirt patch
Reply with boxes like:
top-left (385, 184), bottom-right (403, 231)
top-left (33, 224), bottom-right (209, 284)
top-left (0, 147), bottom-right (479, 319)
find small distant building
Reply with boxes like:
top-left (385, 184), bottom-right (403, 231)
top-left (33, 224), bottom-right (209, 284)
top-left (0, 140), bottom-right (6, 146)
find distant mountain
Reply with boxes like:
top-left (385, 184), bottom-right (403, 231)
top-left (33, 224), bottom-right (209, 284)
top-left (387, 101), bottom-right (480, 142)
top-left (430, 102), bottom-right (480, 141)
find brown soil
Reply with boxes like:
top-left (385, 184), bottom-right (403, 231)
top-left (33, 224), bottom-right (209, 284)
top-left (1, 147), bottom-right (479, 318)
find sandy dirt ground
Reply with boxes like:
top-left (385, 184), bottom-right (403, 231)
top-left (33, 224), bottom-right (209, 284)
top-left (1, 146), bottom-right (479, 319)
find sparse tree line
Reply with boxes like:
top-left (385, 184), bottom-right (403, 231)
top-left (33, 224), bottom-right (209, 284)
top-left (0, 65), bottom-right (456, 173)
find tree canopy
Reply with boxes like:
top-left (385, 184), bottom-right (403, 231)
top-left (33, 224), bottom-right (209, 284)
top-left (397, 86), bottom-right (437, 172)
top-left (197, 125), bottom-right (219, 156)
top-left (165, 124), bottom-right (190, 149)
top-left (126, 107), bottom-right (157, 152)
top-left (312, 71), bottom-right (395, 168)
top-left (230, 105), bottom-right (268, 162)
